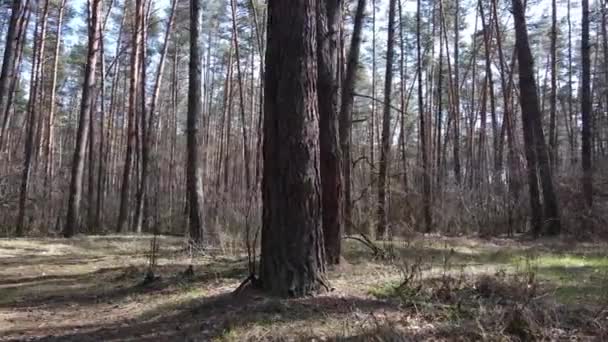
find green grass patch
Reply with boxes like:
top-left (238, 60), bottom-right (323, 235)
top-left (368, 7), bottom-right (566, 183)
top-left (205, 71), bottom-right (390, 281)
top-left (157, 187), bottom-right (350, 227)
top-left (511, 253), bottom-right (608, 305)
top-left (368, 281), bottom-right (402, 299)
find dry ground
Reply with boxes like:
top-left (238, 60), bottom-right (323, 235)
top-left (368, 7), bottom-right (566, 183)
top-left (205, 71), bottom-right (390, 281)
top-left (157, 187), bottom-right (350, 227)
top-left (0, 235), bottom-right (607, 341)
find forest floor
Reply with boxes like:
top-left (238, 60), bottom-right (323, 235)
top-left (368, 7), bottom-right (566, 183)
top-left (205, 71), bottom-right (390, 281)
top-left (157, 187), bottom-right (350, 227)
top-left (0, 234), bottom-right (607, 341)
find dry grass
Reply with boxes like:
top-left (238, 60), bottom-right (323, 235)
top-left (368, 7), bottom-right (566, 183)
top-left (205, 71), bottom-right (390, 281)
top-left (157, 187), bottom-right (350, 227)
top-left (0, 235), bottom-right (606, 341)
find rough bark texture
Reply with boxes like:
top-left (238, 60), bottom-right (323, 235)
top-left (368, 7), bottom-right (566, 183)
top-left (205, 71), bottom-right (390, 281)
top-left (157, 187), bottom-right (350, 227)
top-left (338, 0), bottom-right (366, 237)
top-left (317, 0), bottom-right (343, 264)
top-left (260, 0), bottom-right (328, 297)
top-left (64, 0), bottom-right (102, 238)
top-left (376, 0), bottom-right (396, 239)
top-left (187, 0), bottom-right (205, 244)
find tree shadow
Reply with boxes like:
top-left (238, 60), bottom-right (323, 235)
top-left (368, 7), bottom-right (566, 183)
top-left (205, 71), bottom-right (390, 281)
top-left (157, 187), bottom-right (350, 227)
top-left (0, 254), bottom-right (107, 268)
top-left (4, 291), bottom-right (400, 341)
top-left (0, 260), bottom-right (248, 310)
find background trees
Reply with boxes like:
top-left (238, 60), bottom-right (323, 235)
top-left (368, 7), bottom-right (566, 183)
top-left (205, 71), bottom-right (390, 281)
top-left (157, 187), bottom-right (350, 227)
top-left (0, 0), bottom-right (605, 262)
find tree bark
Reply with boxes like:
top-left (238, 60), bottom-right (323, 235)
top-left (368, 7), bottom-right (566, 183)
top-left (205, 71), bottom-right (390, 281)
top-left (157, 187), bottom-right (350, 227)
top-left (549, 0), bottom-right (558, 169)
top-left (376, 0), bottom-right (396, 239)
top-left (418, 0), bottom-right (432, 233)
top-left (260, 0), bottom-right (327, 297)
top-left (338, 0), bottom-right (366, 237)
top-left (117, 0), bottom-right (143, 233)
top-left (453, 0), bottom-right (461, 185)
top-left (17, 0), bottom-right (50, 236)
top-left (512, 0), bottom-right (561, 236)
top-left (134, 0), bottom-right (151, 234)
top-left (581, 0), bottom-right (593, 211)
top-left (0, 0), bottom-right (29, 148)
top-left (318, 0), bottom-right (343, 264)
top-left (44, 0), bottom-right (66, 207)
top-left (187, 0), bottom-right (205, 244)
top-left (230, 0), bottom-right (252, 196)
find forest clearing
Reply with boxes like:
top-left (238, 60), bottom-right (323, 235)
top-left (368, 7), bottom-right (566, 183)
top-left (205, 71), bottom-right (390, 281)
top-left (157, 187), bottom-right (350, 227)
top-left (1, 235), bottom-right (607, 341)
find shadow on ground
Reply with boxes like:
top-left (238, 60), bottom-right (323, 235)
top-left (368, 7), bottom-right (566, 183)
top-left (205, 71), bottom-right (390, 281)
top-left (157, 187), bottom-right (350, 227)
top-left (3, 291), bottom-right (399, 341)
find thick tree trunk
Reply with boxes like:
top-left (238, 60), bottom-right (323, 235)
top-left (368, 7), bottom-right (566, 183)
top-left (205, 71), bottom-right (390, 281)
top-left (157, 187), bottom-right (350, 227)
top-left (64, 0), bottom-right (102, 238)
top-left (318, 0), bottom-right (343, 264)
top-left (376, 0), bottom-right (396, 239)
top-left (187, 0), bottom-right (205, 244)
top-left (260, 0), bottom-right (327, 297)
top-left (338, 0), bottom-right (366, 237)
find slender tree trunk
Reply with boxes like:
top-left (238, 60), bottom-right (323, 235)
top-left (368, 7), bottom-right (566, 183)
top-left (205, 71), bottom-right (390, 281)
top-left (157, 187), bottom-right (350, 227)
top-left (549, 0), bottom-right (557, 169)
top-left (453, 0), bottom-right (461, 185)
top-left (44, 0), bottom-right (66, 207)
top-left (369, 0), bottom-right (376, 217)
top-left (376, 0), bottom-right (396, 239)
top-left (478, 0), bottom-right (499, 179)
top-left (230, 0), bottom-right (252, 198)
top-left (64, 0), bottom-right (102, 238)
top-left (417, 0), bottom-right (431, 233)
top-left (338, 0), bottom-right (366, 237)
top-left (600, 0), bottom-right (608, 161)
top-left (187, 0), bottom-right (206, 244)
top-left (134, 0), bottom-right (150, 233)
top-left (512, 0), bottom-right (560, 236)
top-left (435, 0), bottom-right (444, 188)
top-left (0, 0), bottom-right (30, 149)
top-left (117, 0), bottom-right (143, 233)
top-left (398, 0), bottom-right (408, 191)
top-left (223, 36), bottom-right (234, 195)
top-left (17, 0), bottom-right (49, 236)
top-left (492, 0), bottom-right (518, 197)
top-left (581, 0), bottom-right (593, 211)
top-left (317, 0), bottom-right (343, 263)
top-left (567, 0), bottom-right (576, 165)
